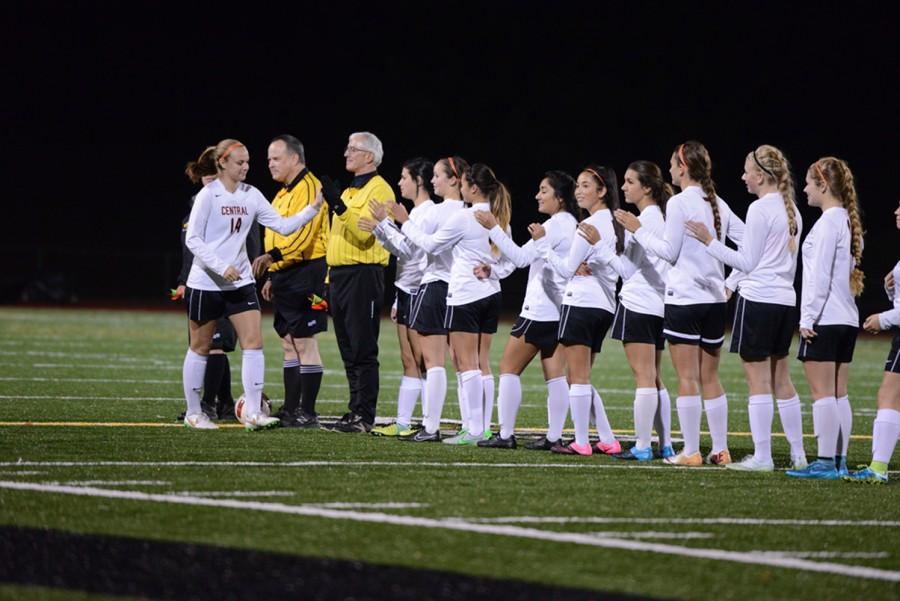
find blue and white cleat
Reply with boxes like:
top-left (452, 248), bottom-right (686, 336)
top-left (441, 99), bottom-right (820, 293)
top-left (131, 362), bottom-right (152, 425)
top-left (836, 456), bottom-right (849, 478)
top-left (614, 446), bottom-right (654, 461)
top-left (785, 459), bottom-right (840, 480)
top-left (659, 445), bottom-right (676, 459)
top-left (843, 466), bottom-right (888, 485)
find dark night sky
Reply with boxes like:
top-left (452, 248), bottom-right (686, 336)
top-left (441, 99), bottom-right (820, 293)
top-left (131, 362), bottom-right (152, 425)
top-left (3, 1), bottom-right (898, 311)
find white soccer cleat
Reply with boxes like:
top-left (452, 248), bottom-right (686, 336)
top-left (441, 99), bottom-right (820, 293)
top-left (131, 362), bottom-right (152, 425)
top-left (243, 412), bottom-right (280, 431)
top-left (183, 413), bottom-right (218, 430)
top-left (725, 455), bottom-right (775, 472)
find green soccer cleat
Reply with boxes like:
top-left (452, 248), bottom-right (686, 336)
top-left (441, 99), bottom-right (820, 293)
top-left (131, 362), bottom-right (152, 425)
top-left (843, 466), bottom-right (888, 485)
top-left (371, 422), bottom-right (414, 437)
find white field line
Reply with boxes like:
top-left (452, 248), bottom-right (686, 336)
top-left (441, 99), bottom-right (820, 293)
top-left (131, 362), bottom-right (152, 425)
top-left (172, 491), bottom-right (295, 498)
top-left (0, 471), bottom-right (46, 476)
top-left (308, 502), bottom-right (427, 509)
top-left (469, 516), bottom-right (900, 527)
top-left (589, 531), bottom-right (714, 540)
top-left (752, 551), bottom-right (890, 559)
top-left (60, 480), bottom-right (170, 486)
top-left (0, 480), bottom-right (897, 583)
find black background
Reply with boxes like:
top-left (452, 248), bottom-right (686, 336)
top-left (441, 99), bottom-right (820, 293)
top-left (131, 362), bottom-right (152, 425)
top-left (4, 1), bottom-right (898, 314)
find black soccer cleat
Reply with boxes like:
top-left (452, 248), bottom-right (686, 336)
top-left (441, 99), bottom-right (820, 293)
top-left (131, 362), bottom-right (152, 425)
top-left (477, 433), bottom-right (517, 449)
top-left (398, 428), bottom-right (442, 442)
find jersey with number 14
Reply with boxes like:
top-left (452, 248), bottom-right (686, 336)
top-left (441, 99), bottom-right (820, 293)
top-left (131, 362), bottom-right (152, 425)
top-left (186, 179), bottom-right (318, 291)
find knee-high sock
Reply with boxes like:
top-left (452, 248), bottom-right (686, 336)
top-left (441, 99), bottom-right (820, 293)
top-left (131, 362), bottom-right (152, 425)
top-left (462, 370), bottom-right (484, 437)
top-left (748, 394), bottom-right (774, 462)
top-left (396, 376), bottom-right (422, 427)
top-left (456, 371), bottom-right (469, 428)
top-left (423, 367), bottom-right (447, 434)
top-left (570, 383), bottom-right (593, 446)
top-left (776, 394), bottom-right (805, 458)
top-left (546, 376), bottom-right (569, 442)
top-left (299, 364), bottom-right (323, 414)
top-left (202, 354), bottom-right (228, 408)
top-left (655, 388), bottom-right (672, 447)
top-left (591, 387), bottom-right (616, 444)
top-left (872, 408), bottom-right (900, 465)
top-left (419, 377), bottom-right (428, 420)
top-left (703, 394), bottom-right (729, 454)
top-left (281, 359), bottom-right (301, 413)
top-left (498, 373), bottom-right (521, 439)
top-left (241, 349), bottom-right (265, 414)
top-left (634, 387), bottom-right (658, 450)
top-left (835, 395), bottom-right (852, 458)
top-left (182, 349), bottom-right (208, 416)
top-left (812, 396), bottom-right (839, 460)
top-left (216, 354), bottom-right (234, 405)
top-left (482, 374), bottom-right (494, 432)
top-left (676, 396), bottom-right (702, 455)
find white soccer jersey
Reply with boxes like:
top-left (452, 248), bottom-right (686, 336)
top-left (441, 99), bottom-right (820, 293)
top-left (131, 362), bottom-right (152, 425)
top-left (633, 185), bottom-right (745, 306)
top-left (704, 192), bottom-right (802, 307)
top-left (799, 206), bottom-right (860, 329)
top-left (372, 199), bottom-right (433, 294)
top-left (401, 202), bottom-right (509, 306)
top-left (591, 205), bottom-right (668, 317)
top-left (406, 199), bottom-right (465, 285)
top-left (186, 179), bottom-right (320, 291)
top-left (880, 261), bottom-right (900, 329)
top-left (541, 208), bottom-right (618, 313)
top-left (488, 210), bottom-right (577, 321)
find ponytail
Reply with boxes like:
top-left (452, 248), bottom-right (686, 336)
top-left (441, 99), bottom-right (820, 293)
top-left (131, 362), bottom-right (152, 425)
top-left (752, 145), bottom-right (798, 252)
top-left (626, 160), bottom-right (672, 217)
top-left (583, 164), bottom-right (625, 254)
top-left (185, 146), bottom-right (217, 184)
top-left (464, 163), bottom-right (512, 256)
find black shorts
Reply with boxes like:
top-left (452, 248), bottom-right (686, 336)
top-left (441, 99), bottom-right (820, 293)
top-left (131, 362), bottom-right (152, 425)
top-left (729, 295), bottom-right (795, 360)
top-left (410, 280), bottom-right (449, 336)
top-left (445, 293), bottom-right (501, 334)
top-left (558, 305), bottom-right (614, 353)
top-left (211, 318), bottom-right (237, 352)
top-left (886, 332), bottom-right (900, 374)
top-left (663, 302), bottom-right (727, 349)
top-left (510, 317), bottom-right (559, 353)
top-left (611, 304), bottom-right (664, 350)
top-left (395, 288), bottom-right (417, 327)
top-left (797, 324), bottom-right (858, 363)
top-left (186, 285), bottom-right (260, 322)
top-left (271, 259), bottom-right (328, 339)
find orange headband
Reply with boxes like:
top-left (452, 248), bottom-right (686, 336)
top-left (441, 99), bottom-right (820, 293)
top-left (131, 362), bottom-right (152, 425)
top-left (814, 161), bottom-right (828, 186)
top-left (585, 168), bottom-right (605, 187)
top-left (447, 157), bottom-right (459, 179)
top-left (677, 144), bottom-right (687, 167)
top-left (220, 142), bottom-right (245, 162)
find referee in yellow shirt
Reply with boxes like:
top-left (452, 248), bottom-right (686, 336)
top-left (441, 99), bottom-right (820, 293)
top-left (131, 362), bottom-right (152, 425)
top-left (323, 132), bottom-right (394, 432)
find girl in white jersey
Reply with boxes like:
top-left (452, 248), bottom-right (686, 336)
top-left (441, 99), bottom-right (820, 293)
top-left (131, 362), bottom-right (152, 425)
top-left (472, 171), bottom-right (579, 449)
top-left (182, 138), bottom-right (322, 431)
top-left (387, 157), bottom-right (471, 442)
top-left (616, 141), bottom-right (745, 467)
top-left (539, 165), bottom-right (623, 456)
top-left (361, 158), bottom-right (434, 437)
top-left (786, 157), bottom-right (864, 480)
top-left (686, 145), bottom-right (807, 471)
top-left (846, 201), bottom-right (900, 484)
top-left (394, 163), bottom-right (514, 445)
top-left (583, 161), bottom-right (674, 461)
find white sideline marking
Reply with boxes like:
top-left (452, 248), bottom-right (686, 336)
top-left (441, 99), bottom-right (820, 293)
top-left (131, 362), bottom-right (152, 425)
top-left (1, 480), bottom-right (898, 583)
top-left (309, 502), bottom-right (427, 509)
top-left (60, 480), bottom-right (170, 486)
top-left (589, 531), bottom-right (714, 540)
top-left (469, 516), bottom-right (900, 527)
top-left (752, 551), bottom-right (890, 559)
top-left (0, 471), bottom-right (46, 476)
top-left (172, 491), bottom-right (295, 498)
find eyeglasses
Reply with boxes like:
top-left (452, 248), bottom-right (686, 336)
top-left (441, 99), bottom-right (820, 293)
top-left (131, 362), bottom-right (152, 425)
top-left (345, 145), bottom-right (370, 154)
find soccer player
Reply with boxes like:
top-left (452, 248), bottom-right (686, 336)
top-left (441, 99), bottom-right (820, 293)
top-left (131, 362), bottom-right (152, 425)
top-left (845, 201), bottom-right (900, 485)
top-left (473, 171), bottom-right (579, 449)
top-left (181, 138), bottom-right (322, 431)
top-left (685, 145), bottom-right (807, 471)
top-left (616, 142), bottom-right (745, 466)
top-left (787, 157), bottom-right (864, 479)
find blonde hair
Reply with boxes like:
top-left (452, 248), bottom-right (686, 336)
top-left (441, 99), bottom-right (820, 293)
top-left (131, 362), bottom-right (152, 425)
top-left (464, 163), bottom-right (511, 256)
top-left (749, 144), bottom-right (799, 252)
top-left (213, 138), bottom-right (245, 171)
top-left (677, 141), bottom-right (721, 238)
top-left (808, 157), bottom-right (865, 296)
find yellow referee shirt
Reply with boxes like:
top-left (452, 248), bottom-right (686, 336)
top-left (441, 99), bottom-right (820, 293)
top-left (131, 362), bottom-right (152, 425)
top-left (264, 169), bottom-right (330, 271)
top-left (326, 172), bottom-right (393, 267)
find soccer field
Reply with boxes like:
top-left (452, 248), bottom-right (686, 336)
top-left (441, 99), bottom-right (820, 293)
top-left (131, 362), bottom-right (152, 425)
top-left (0, 307), bottom-right (897, 600)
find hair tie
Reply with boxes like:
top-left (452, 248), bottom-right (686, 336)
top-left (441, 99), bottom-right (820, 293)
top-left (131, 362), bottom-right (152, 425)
top-left (585, 168), bottom-right (605, 187)
top-left (447, 157), bottom-right (459, 179)
top-left (813, 161), bottom-right (828, 187)
top-left (752, 150), bottom-right (776, 179)
top-left (220, 142), bottom-right (244, 162)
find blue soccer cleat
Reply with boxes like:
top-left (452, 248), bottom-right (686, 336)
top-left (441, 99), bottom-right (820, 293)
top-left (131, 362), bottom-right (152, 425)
top-left (785, 459), bottom-right (840, 480)
top-left (843, 466), bottom-right (888, 485)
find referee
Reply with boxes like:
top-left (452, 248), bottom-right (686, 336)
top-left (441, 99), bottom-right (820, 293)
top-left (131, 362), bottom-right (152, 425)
top-left (252, 134), bottom-right (330, 428)
top-left (324, 131), bottom-right (394, 433)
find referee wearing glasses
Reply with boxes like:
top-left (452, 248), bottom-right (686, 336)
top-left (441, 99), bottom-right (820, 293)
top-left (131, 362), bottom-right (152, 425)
top-left (324, 132), bottom-right (394, 433)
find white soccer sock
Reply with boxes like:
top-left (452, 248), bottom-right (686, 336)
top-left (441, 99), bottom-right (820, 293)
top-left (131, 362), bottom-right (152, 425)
top-left (462, 370), bottom-right (484, 436)
top-left (456, 371), bottom-right (469, 428)
top-left (419, 377), bottom-right (428, 421)
top-left (396, 376), bottom-right (422, 427)
top-left (545, 376), bottom-right (569, 442)
top-left (182, 349), bottom-right (208, 416)
top-left (241, 349), bottom-right (265, 414)
top-left (569, 384), bottom-right (593, 446)
top-left (776, 395), bottom-right (805, 458)
top-left (836, 395), bottom-right (853, 458)
top-left (812, 396), bottom-right (839, 460)
top-left (482, 374), bottom-right (495, 433)
top-left (633, 387), bottom-right (658, 450)
top-left (591, 387), bottom-right (616, 444)
top-left (656, 388), bottom-right (672, 447)
top-left (498, 373), bottom-right (521, 439)
top-left (748, 394), bottom-right (774, 462)
top-left (423, 367), bottom-right (447, 434)
top-left (872, 408), bottom-right (900, 464)
top-left (676, 396), bottom-right (702, 456)
top-left (703, 394), bottom-right (729, 454)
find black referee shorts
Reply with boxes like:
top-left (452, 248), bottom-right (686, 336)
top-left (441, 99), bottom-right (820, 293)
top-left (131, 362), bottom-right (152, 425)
top-left (270, 258), bottom-right (328, 339)
top-left (186, 285), bottom-right (260, 323)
